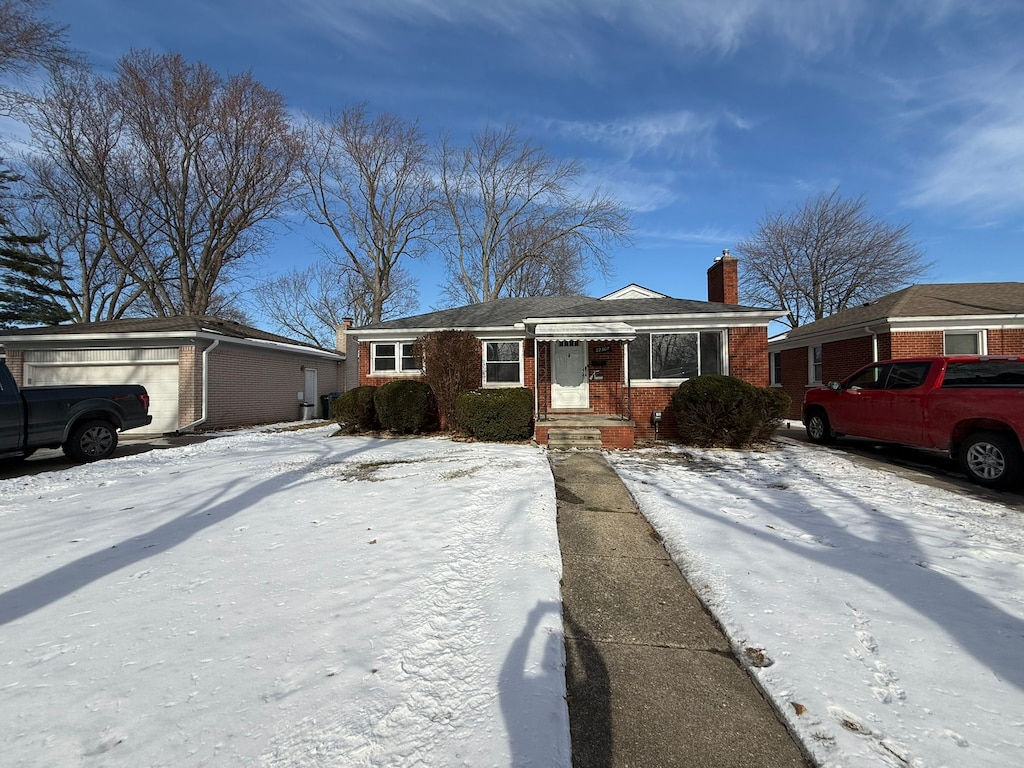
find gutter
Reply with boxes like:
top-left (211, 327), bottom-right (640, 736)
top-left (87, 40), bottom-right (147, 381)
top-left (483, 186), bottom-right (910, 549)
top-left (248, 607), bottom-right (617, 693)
top-left (176, 338), bottom-right (219, 433)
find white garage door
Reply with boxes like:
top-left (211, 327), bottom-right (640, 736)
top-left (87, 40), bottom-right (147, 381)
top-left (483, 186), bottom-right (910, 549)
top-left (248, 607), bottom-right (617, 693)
top-left (24, 348), bottom-right (180, 434)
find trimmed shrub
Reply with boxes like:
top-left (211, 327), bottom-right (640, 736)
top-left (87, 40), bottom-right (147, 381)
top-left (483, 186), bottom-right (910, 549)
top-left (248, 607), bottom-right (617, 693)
top-left (455, 387), bottom-right (534, 442)
top-left (334, 386), bottom-right (378, 433)
top-left (754, 386), bottom-right (791, 441)
top-left (373, 379), bottom-right (439, 434)
top-left (671, 375), bottom-right (789, 448)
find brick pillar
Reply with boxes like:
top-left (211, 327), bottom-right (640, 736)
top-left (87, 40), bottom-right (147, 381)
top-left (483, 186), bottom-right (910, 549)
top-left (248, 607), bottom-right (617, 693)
top-left (707, 250), bottom-right (739, 305)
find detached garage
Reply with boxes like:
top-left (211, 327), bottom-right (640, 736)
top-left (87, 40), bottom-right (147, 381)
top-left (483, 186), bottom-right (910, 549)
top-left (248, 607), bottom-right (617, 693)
top-left (1, 317), bottom-right (345, 434)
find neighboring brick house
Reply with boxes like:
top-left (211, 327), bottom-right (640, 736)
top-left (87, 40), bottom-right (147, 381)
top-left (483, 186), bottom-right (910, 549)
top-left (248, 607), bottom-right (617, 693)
top-left (0, 317), bottom-right (345, 433)
top-left (767, 283), bottom-right (1024, 419)
top-left (340, 253), bottom-right (783, 448)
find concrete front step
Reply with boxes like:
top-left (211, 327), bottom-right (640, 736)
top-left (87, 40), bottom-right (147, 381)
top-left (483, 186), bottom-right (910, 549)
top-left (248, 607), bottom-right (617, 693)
top-left (547, 427), bottom-right (604, 451)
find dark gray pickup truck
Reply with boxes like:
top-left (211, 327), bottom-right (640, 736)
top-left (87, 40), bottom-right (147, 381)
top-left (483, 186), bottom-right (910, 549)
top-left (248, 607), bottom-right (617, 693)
top-left (0, 360), bottom-right (152, 462)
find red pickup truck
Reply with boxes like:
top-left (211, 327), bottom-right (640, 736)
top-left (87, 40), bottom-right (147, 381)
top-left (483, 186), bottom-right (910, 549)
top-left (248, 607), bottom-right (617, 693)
top-left (803, 356), bottom-right (1024, 489)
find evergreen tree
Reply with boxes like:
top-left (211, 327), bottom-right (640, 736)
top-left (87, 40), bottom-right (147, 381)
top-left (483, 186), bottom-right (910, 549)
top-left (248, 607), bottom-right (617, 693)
top-left (0, 165), bottom-right (73, 328)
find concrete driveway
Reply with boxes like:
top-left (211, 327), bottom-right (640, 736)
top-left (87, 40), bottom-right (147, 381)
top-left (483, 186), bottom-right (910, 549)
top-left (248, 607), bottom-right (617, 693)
top-left (0, 433), bottom-right (218, 480)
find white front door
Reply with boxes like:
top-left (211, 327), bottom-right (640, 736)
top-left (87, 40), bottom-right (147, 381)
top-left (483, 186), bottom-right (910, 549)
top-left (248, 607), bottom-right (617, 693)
top-left (551, 341), bottom-right (588, 409)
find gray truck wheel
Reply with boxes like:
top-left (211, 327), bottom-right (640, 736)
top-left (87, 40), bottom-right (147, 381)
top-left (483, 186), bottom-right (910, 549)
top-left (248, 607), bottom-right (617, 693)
top-left (959, 431), bottom-right (1022, 489)
top-left (64, 419), bottom-right (119, 462)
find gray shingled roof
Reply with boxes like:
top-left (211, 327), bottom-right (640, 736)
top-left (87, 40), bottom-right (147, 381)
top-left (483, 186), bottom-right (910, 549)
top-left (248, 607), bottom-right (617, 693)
top-left (0, 316), bottom-right (330, 351)
top-left (361, 294), bottom-right (774, 331)
top-left (786, 283), bottom-right (1024, 340)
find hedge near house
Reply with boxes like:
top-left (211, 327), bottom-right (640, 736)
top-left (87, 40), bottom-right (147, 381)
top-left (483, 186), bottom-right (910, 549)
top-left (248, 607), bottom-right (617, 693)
top-left (334, 386), bottom-right (378, 433)
top-left (455, 387), bottom-right (534, 442)
top-left (671, 375), bottom-right (789, 448)
top-left (373, 379), bottom-right (438, 434)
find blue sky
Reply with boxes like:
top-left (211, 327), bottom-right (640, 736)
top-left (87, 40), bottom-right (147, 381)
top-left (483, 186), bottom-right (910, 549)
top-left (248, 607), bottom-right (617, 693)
top-left (14, 0), bottom-right (1024, 318)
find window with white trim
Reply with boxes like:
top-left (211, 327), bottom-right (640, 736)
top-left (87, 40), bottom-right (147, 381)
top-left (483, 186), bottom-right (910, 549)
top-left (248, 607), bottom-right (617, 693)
top-left (943, 331), bottom-right (983, 355)
top-left (628, 331), bottom-right (724, 381)
top-left (770, 351), bottom-right (783, 386)
top-left (809, 345), bottom-right (823, 384)
top-left (371, 342), bottom-right (419, 373)
top-left (484, 341), bottom-right (522, 384)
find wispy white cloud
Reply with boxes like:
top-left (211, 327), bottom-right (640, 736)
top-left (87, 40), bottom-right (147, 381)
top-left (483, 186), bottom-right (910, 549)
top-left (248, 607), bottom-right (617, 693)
top-left (909, 64), bottom-right (1024, 217)
top-left (550, 111), bottom-right (726, 160)
top-left (292, 0), bottom-right (995, 63)
top-left (639, 225), bottom-right (745, 246)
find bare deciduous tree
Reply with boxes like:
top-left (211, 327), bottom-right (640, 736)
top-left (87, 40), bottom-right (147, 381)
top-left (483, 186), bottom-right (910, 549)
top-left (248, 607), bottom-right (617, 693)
top-left (251, 259), bottom-right (419, 348)
top-left (11, 154), bottom-right (147, 321)
top-left (28, 50), bottom-right (302, 317)
top-left (736, 188), bottom-right (929, 328)
top-left (0, 0), bottom-right (77, 115)
top-left (436, 124), bottom-right (631, 305)
top-left (301, 105), bottom-right (435, 325)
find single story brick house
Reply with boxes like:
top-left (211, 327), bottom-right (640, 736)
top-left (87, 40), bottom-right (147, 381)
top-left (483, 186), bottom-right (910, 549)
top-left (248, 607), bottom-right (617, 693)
top-left (0, 317), bottom-right (345, 434)
top-left (767, 282), bottom-right (1024, 419)
top-left (340, 254), bottom-right (784, 448)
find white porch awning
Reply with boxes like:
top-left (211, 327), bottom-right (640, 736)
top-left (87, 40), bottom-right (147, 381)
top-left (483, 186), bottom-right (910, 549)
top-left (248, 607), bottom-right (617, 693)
top-left (533, 322), bottom-right (636, 341)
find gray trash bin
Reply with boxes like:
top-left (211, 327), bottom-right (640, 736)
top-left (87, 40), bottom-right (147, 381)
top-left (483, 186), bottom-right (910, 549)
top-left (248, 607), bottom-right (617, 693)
top-left (299, 402), bottom-right (316, 421)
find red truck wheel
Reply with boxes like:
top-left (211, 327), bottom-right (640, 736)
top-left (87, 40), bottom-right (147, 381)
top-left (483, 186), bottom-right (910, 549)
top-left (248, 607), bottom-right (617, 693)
top-left (63, 419), bottom-right (119, 462)
top-left (805, 408), bottom-right (835, 445)
top-left (959, 432), bottom-right (1022, 489)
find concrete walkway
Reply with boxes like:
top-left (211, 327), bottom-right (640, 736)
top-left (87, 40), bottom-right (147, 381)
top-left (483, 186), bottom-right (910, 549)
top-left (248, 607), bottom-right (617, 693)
top-left (550, 451), bottom-right (811, 768)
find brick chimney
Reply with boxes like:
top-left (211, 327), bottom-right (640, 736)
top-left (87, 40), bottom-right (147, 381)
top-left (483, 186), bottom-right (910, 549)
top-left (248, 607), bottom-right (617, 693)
top-left (707, 249), bottom-right (739, 305)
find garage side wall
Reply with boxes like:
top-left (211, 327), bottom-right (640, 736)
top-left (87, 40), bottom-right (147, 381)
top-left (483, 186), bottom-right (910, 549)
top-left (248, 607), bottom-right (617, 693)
top-left (205, 345), bottom-right (343, 428)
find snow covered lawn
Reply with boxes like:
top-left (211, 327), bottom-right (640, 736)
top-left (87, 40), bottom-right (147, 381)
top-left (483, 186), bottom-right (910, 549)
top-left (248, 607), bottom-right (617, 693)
top-left (0, 425), bottom-right (570, 767)
top-left (609, 441), bottom-right (1024, 768)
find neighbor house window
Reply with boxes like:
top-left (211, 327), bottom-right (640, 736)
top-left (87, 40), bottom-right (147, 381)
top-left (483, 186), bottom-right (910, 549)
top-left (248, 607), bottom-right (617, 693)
top-left (809, 346), bottom-right (823, 384)
top-left (629, 331), bottom-right (724, 381)
top-left (371, 342), bottom-right (419, 373)
top-left (770, 352), bottom-right (783, 386)
top-left (484, 341), bottom-right (522, 384)
top-left (944, 331), bottom-right (983, 355)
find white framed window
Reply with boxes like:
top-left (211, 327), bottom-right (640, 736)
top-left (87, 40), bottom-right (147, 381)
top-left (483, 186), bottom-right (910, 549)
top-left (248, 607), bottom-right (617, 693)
top-left (809, 345), bottom-right (823, 385)
top-left (943, 330), bottom-right (985, 355)
top-left (371, 342), bottom-right (420, 374)
top-left (770, 351), bottom-right (783, 386)
top-left (628, 331), bottom-right (724, 382)
top-left (483, 340), bottom-right (522, 385)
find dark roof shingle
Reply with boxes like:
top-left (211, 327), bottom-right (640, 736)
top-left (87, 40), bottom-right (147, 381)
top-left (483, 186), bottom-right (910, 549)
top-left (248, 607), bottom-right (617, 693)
top-left (360, 294), bottom-right (774, 331)
top-left (0, 316), bottom-right (328, 350)
top-left (786, 283), bottom-right (1024, 340)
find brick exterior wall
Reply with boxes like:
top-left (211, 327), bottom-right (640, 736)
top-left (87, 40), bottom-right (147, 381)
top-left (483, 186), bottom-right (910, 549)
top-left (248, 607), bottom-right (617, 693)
top-left (202, 345), bottom-right (343, 429)
top-left (728, 326), bottom-right (769, 386)
top-left (629, 386), bottom-right (676, 441)
top-left (989, 328), bottom-right (1024, 353)
top-left (822, 335), bottom-right (873, 385)
top-left (777, 347), bottom-right (810, 420)
top-left (890, 331), bottom-right (944, 357)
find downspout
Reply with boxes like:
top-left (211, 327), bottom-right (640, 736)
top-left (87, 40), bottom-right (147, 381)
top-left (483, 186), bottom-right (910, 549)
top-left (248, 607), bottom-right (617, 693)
top-left (865, 325), bottom-right (879, 362)
top-left (177, 338), bottom-right (220, 433)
